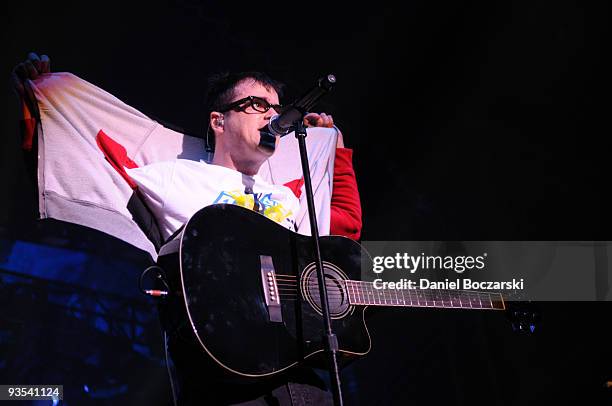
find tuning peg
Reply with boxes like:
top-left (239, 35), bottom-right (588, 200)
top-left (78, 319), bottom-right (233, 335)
top-left (506, 301), bottom-right (540, 334)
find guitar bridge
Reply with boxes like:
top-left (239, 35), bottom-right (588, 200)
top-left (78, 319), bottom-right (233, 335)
top-left (260, 255), bottom-right (283, 323)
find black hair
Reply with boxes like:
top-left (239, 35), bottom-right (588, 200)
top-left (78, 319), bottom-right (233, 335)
top-left (204, 72), bottom-right (284, 152)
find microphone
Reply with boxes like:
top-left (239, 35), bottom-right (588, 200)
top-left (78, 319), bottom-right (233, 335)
top-left (267, 74), bottom-right (336, 137)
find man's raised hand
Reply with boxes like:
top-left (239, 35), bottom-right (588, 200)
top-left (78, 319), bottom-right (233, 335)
top-left (11, 52), bottom-right (51, 99)
top-left (303, 112), bottom-right (344, 148)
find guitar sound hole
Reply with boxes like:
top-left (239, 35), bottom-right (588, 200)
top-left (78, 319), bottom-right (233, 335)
top-left (300, 262), bottom-right (351, 319)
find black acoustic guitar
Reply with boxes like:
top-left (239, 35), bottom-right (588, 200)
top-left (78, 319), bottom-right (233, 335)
top-left (157, 204), bottom-right (505, 379)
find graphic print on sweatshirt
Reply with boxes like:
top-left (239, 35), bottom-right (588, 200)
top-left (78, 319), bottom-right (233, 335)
top-left (213, 189), bottom-right (296, 230)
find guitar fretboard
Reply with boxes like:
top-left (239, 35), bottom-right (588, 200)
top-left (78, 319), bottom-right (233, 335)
top-left (345, 280), bottom-right (505, 310)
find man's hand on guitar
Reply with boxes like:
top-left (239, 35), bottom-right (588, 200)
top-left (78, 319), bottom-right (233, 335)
top-left (11, 52), bottom-right (51, 100)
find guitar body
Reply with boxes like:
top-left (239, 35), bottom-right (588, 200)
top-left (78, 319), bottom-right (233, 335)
top-left (161, 204), bottom-right (372, 379)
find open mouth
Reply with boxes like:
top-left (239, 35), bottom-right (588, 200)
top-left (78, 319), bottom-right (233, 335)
top-left (258, 127), bottom-right (277, 152)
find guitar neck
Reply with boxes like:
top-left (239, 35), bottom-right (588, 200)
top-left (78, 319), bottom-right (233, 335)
top-left (345, 280), bottom-right (505, 310)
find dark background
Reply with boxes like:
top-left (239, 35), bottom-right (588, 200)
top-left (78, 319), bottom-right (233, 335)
top-left (1, 0), bottom-right (611, 405)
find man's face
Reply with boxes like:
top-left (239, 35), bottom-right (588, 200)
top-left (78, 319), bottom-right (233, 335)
top-left (221, 78), bottom-right (280, 165)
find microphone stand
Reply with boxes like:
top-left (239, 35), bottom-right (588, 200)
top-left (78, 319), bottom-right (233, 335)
top-left (294, 119), bottom-right (344, 406)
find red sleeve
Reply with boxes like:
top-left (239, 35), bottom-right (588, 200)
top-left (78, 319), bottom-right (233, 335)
top-left (20, 99), bottom-right (37, 151)
top-left (330, 148), bottom-right (362, 240)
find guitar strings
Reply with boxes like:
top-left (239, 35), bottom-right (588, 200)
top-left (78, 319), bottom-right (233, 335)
top-left (275, 291), bottom-right (498, 307)
top-left (276, 278), bottom-right (501, 298)
top-left (276, 275), bottom-right (493, 291)
top-left (277, 281), bottom-right (486, 297)
top-left (273, 296), bottom-right (498, 309)
top-left (278, 280), bottom-right (498, 294)
top-left (274, 294), bottom-right (495, 308)
top-left (274, 289), bottom-right (499, 307)
top-left (270, 276), bottom-right (500, 307)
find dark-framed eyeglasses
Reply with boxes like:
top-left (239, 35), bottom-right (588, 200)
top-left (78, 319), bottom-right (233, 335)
top-left (219, 96), bottom-right (283, 115)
